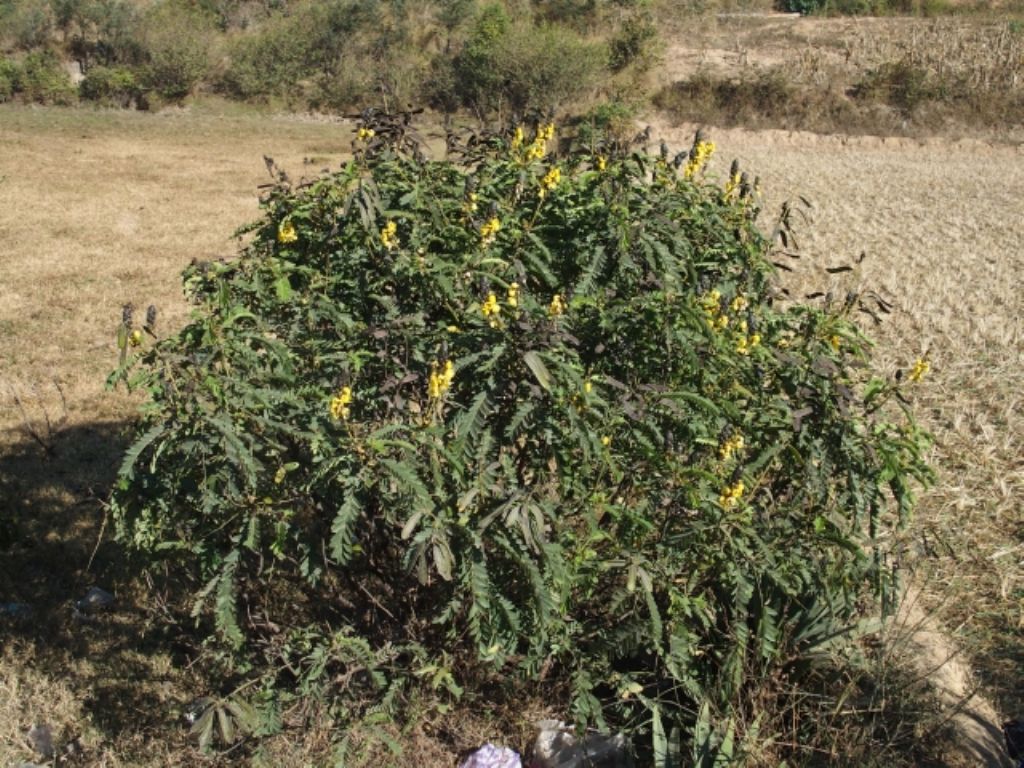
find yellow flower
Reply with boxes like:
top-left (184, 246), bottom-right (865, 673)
top-left (511, 126), bottom-right (524, 150)
top-left (480, 216), bottom-right (501, 246)
top-left (601, 435), bottom-right (612, 447)
top-left (129, 328), bottom-right (143, 347)
top-left (507, 282), bottom-right (519, 308)
top-left (330, 386), bottom-right (354, 421)
top-left (830, 334), bottom-right (842, 351)
top-left (524, 124), bottom-right (554, 162)
top-left (730, 295), bottom-right (748, 313)
top-left (539, 167), bottom-right (561, 199)
top-left (481, 292), bottom-right (501, 327)
top-left (909, 358), bottom-right (930, 383)
top-left (548, 294), bottom-right (566, 318)
top-left (446, 325), bottom-right (460, 334)
top-left (463, 191), bottom-right (478, 214)
top-left (357, 127), bottom-right (375, 142)
top-left (724, 171), bottom-right (742, 200)
top-left (700, 289), bottom-right (724, 325)
top-left (719, 479), bottom-right (745, 508)
top-left (596, 155), bottom-right (607, 172)
top-left (736, 332), bottom-right (760, 355)
top-left (277, 219), bottom-right (298, 244)
top-left (583, 379), bottom-right (592, 394)
top-left (684, 140), bottom-right (716, 180)
top-left (380, 220), bottom-right (399, 250)
top-left (718, 434), bottom-right (744, 461)
top-left (428, 359), bottom-right (455, 400)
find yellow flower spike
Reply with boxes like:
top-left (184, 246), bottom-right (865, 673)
top-left (540, 166), bottom-right (561, 194)
top-left (428, 360), bottom-right (456, 400)
top-left (718, 479), bottom-right (745, 508)
top-left (480, 216), bottom-right (501, 246)
top-left (583, 379), bottom-right (592, 394)
top-left (277, 219), bottom-right (298, 244)
top-left (909, 358), bottom-right (930, 383)
top-left (380, 220), bottom-right (399, 250)
top-left (718, 434), bottom-right (744, 461)
top-left (596, 155), bottom-right (607, 172)
top-left (507, 282), bottom-right (519, 308)
top-left (356, 127), bottom-right (375, 142)
top-left (481, 293), bottom-right (502, 327)
top-left (511, 126), bottom-right (524, 151)
top-left (684, 140), bottom-right (716, 180)
top-left (330, 386), bottom-right (354, 421)
top-left (548, 294), bottom-right (566, 318)
top-left (724, 172), bottom-right (742, 200)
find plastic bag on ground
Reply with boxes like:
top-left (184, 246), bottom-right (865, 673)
top-left (530, 720), bottom-right (632, 768)
top-left (459, 743), bottom-right (522, 768)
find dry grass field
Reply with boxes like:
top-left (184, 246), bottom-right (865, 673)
top-left (1, 20), bottom-right (1023, 761)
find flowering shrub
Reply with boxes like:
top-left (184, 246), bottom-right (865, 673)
top-left (110, 113), bottom-right (930, 759)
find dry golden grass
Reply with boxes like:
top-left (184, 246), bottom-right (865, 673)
top-left (0, 100), bottom-right (351, 434)
top-left (1, 95), bottom-right (1021, 764)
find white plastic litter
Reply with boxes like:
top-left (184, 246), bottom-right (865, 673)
top-left (531, 720), bottom-right (631, 768)
top-left (459, 743), bottom-right (522, 768)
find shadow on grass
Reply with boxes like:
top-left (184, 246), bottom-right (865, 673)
top-left (0, 421), bottom-right (202, 756)
top-left (0, 420), bottom-right (129, 607)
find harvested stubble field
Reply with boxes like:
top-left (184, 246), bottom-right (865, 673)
top-left (0, 95), bottom-right (1022, 763)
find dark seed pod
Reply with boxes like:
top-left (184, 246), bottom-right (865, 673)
top-left (122, 303), bottom-right (134, 328)
top-left (739, 172), bottom-right (752, 199)
top-left (145, 304), bottom-right (158, 330)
